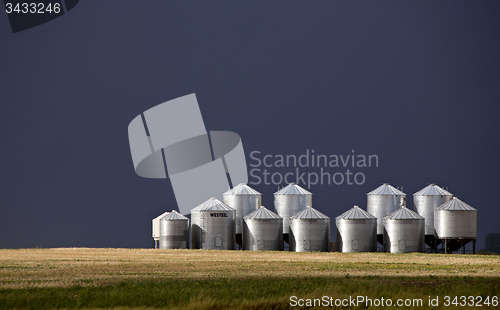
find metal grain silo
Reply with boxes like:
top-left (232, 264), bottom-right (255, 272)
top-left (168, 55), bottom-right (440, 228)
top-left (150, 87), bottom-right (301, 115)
top-left (367, 183), bottom-right (406, 244)
top-left (434, 197), bottom-right (477, 253)
top-left (289, 206), bottom-right (330, 252)
top-left (413, 184), bottom-right (453, 249)
top-left (383, 207), bottom-right (425, 253)
top-left (223, 183), bottom-right (261, 246)
top-left (336, 206), bottom-right (377, 253)
top-left (190, 197), bottom-right (236, 250)
top-left (242, 206), bottom-right (283, 251)
top-left (274, 183), bottom-right (312, 243)
top-left (159, 210), bottom-right (189, 249)
top-left (152, 211), bottom-right (169, 248)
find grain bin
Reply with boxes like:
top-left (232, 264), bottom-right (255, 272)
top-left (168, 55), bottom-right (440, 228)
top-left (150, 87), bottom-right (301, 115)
top-left (413, 184), bottom-right (453, 248)
top-left (434, 197), bottom-right (477, 253)
top-left (383, 207), bottom-right (425, 253)
top-left (367, 183), bottom-right (406, 244)
top-left (223, 183), bottom-right (262, 246)
top-left (274, 183), bottom-right (312, 242)
top-left (289, 206), bottom-right (330, 252)
top-left (191, 197), bottom-right (236, 250)
top-left (152, 211), bottom-right (170, 248)
top-left (159, 210), bottom-right (189, 249)
top-left (242, 206), bottom-right (283, 251)
top-left (336, 206), bottom-right (377, 253)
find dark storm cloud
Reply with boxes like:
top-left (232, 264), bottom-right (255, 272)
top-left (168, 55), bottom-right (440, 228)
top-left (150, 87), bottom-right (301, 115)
top-left (0, 1), bottom-right (498, 249)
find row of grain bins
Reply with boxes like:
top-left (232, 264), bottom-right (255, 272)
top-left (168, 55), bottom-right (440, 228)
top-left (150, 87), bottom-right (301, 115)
top-left (152, 183), bottom-right (330, 251)
top-left (336, 183), bottom-right (477, 254)
top-left (152, 182), bottom-right (477, 254)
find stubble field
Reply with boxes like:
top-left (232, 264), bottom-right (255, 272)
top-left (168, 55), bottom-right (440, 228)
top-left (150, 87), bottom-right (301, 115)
top-left (0, 248), bottom-right (499, 309)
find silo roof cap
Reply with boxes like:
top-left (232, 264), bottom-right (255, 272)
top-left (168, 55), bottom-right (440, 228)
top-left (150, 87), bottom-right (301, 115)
top-left (436, 197), bottom-right (476, 211)
top-left (153, 211), bottom-right (170, 220)
top-left (191, 197), bottom-right (235, 212)
top-left (336, 205), bottom-right (376, 220)
top-left (274, 183), bottom-right (312, 195)
top-left (413, 184), bottom-right (452, 196)
top-left (384, 207), bottom-right (424, 220)
top-left (367, 183), bottom-right (405, 196)
top-left (290, 206), bottom-right (329, 219)
top-left (223, 183), bottom-right (261, 195)
top-left (244, 206), bottom-right (281, 220)
top-left (161, 210), bottom-right (189, 221)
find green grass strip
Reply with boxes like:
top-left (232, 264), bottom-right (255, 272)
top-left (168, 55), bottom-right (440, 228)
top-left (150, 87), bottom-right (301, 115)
top-left (0, 276), bottom-right (499, 309)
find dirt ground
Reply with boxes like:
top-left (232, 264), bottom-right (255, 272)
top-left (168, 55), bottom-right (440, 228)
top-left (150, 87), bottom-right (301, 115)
top-left (1, 248), bottom-right (499, 289)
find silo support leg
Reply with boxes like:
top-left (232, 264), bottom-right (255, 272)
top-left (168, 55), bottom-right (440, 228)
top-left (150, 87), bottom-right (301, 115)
top-left (473, 240), bottom-right (476, 254)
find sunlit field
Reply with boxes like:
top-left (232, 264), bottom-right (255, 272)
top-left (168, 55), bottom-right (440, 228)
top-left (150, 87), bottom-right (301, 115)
top-left (1, 248), bottom-right (499, 309)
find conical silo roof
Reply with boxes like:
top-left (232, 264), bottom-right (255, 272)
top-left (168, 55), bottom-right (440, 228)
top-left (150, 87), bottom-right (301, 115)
top-left (413, 184), bottom-right (452, 196)
top-left (384, 207), bottom-right (424, 220)
top-left (223, 183), bottom-right (261, 195)
top-left (367, 183), bottom-right (405, 196)
top-left (436, 197), bottom-right (476, 211)
top-left (290, 206), bottom-right (329, 219)
top-left (336, 205), bottom-right (376, 220)
top-left (161, 210), bottom-right (189, 220)
top-left (244, 206), bottom-right (281, 220)
top-left (191, 197), bottom-right (235, 212)
top-left (154, 211), bottom-right (170, 220)
top-left (274, 183), bottom-right (312, 195)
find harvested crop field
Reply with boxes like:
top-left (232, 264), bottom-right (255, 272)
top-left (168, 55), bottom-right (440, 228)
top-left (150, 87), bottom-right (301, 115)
top-left (1, 248), bottom-right (499, 309)
top-left (1, 248), bottom-right (499, 288)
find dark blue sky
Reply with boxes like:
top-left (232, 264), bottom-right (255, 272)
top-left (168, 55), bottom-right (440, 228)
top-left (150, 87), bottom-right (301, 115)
top-left (0, 1), bottom-right (499, 249)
